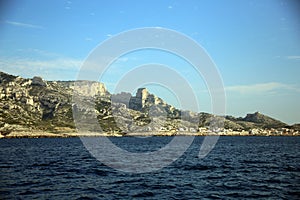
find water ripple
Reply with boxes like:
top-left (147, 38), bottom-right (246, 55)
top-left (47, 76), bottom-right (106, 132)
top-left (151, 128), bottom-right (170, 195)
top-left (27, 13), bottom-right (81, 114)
top-left (0, 136), bottom-right (299, 199)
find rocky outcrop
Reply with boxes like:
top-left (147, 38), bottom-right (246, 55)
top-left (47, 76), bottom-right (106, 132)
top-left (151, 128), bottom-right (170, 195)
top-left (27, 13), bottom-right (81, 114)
top-left (32, 76), bottom-right (47, 87)
top-left (128, 88), bottom-right (181, 118)
top-left (128, 88), bottom-right (151, 111)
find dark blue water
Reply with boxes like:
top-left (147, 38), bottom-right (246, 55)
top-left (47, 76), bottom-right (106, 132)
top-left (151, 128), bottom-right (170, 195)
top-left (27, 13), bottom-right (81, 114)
top-left (0, 136), bottom-right (299, 199)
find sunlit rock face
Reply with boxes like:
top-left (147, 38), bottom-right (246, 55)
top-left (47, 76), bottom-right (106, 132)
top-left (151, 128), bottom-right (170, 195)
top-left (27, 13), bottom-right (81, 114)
top-left (129, 88), bottom-right (164, 110)
top-left (71, 81), bottom-right (107, 97)
top-left (127, 88), bottom-right (181, 119)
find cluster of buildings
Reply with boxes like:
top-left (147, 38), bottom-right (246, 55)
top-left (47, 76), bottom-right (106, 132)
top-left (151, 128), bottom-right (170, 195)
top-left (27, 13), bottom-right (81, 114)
top-left (248, 128), bottom-right (299, 136)
top-left (156, 126), bottom-right (299, 136)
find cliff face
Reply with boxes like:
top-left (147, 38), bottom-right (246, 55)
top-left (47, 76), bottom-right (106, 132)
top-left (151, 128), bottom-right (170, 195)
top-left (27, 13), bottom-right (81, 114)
top-left (0, 71), bottom-right (293, 136)
top-left (69, 81), bottom-right (107, 97)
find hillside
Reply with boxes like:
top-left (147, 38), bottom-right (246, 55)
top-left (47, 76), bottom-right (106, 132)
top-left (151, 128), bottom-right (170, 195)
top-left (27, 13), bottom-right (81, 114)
top-left (0, 71), bottom-right (296, 137)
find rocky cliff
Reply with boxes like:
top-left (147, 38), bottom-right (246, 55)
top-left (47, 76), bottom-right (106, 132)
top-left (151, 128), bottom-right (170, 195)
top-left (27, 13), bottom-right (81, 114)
top-left (0, 71), bottom-right (296, 137)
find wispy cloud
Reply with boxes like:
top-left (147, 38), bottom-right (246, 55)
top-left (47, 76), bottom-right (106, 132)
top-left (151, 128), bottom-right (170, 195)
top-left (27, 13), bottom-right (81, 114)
top-left (226, 82), bottom-right (300, 94)
top-left (0, 54), bottom-right (82, 80)
top-left (85, 37), bottom-right (93, 41)
top-left (65, 0), bottom-right (72, 10)
top-left (286, 55), bottom-right (300, 60)
top-left (0, 57), bottom-right (82, 71)
top-left (16, 48), bottom-right (62, 58)
top-left (5, 20), bottom-right (43, 29)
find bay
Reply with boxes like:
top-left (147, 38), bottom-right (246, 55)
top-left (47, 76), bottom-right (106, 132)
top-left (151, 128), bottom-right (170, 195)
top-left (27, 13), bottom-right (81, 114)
top-left (0, 136), bottom-right (299, 199)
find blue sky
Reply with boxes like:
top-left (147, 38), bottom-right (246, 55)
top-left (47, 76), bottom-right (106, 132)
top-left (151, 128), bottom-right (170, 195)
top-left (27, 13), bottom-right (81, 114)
top-left (0, 0), bottom-right (299, 124)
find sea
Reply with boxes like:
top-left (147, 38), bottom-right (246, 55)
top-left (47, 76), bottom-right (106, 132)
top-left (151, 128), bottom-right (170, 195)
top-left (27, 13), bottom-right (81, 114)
top-left (0, 136), bottom-right (299, 199)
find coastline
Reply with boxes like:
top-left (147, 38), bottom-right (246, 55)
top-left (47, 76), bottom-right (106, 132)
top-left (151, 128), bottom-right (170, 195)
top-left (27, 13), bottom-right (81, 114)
top-left (1, 130), bottom-right (299, 138)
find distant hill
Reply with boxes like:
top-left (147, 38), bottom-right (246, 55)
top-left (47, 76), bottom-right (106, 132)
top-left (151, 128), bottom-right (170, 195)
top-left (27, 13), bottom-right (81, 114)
top-left (225, 112), bottom-right (288, 130)
top-left (0, 71), bottom-right (296, 137)
top-left (242, 112), bottom-right (287, 129)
